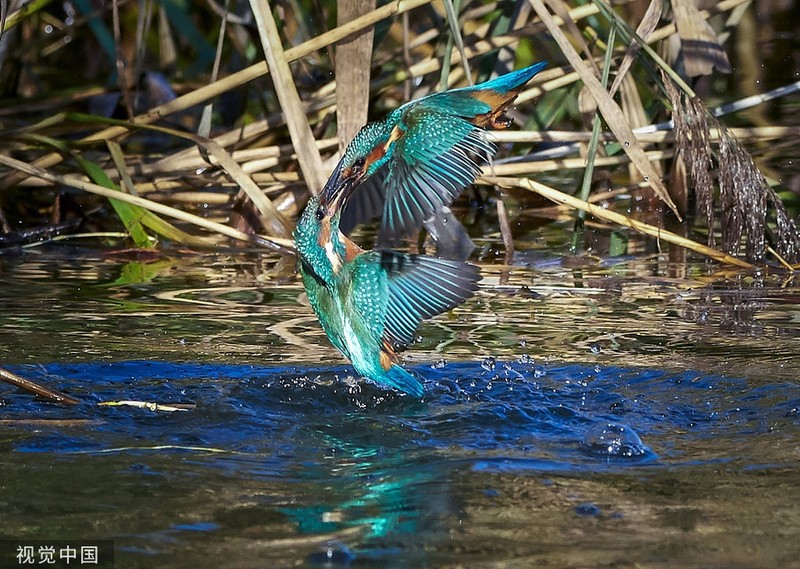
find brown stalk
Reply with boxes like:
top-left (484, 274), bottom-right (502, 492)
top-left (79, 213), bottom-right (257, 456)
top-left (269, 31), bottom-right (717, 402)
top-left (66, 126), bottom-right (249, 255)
top-left (335, 0), bottom-right (376, 152)
top-left (249, 0), bottom-right (326, 195)
top-left (0, 366), bottom-right (81, 405)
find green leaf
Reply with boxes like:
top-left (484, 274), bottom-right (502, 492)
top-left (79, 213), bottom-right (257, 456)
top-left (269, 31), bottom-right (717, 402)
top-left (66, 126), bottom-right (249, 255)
top-left (75, 156), bottom-right (153, 248)
top-left (609, 231), bottom-right (629, 257)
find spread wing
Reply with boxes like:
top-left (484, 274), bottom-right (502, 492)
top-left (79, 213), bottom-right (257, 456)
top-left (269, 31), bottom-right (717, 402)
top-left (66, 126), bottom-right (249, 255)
top-left (378, 109), bottom-right (495, 246)
top-left (363, 250), bottom-right (480, 351)
top-left (339, 62), bottom-right (547, 245)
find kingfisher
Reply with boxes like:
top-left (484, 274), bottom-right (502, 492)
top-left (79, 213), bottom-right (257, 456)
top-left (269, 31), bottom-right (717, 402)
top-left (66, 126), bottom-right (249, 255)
top-left (293, 63), bottom-right (546, 396)
top-left (326, 61), bottom-right (547, 245)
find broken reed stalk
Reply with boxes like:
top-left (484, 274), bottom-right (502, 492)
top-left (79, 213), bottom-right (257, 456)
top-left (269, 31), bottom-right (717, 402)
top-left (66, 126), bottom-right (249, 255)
top-left (486, 176), bottom-right (753, 269)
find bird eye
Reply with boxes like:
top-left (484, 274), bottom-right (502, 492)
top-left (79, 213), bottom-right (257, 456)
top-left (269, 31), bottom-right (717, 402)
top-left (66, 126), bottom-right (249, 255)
top-left (315, 205), bottom-right (325, 221)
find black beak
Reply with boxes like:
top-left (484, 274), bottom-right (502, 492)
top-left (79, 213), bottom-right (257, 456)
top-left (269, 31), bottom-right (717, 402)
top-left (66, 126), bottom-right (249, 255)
top-left (320, 158), bottom-right (363, 212)
top-left (320, 159), bottom-right (347, 208)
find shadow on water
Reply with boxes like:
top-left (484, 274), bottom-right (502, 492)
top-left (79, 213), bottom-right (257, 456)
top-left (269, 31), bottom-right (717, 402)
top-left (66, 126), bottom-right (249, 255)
top-left (3, 356), bottom-right (800, 568)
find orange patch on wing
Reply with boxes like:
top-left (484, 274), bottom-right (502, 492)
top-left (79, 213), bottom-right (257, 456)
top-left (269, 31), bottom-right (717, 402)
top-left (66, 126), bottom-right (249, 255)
top-left (379, 340), bottom-right (398, 371)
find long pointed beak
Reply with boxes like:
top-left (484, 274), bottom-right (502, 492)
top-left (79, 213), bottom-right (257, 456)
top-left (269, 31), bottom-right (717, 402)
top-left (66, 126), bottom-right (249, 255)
top-left (320, 159), bottom-right (349, 211)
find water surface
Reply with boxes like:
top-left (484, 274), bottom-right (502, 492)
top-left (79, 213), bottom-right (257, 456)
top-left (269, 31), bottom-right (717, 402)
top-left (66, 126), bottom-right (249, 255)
top-left (1, 247), bottom-right (799, 568)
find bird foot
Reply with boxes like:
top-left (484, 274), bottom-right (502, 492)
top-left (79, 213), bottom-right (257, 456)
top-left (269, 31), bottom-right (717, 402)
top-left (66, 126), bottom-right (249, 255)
top-left (490, 112), bottom-right (513, 129)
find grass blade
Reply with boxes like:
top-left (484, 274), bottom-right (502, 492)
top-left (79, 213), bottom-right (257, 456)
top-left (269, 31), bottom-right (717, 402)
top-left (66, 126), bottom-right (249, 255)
top-left (528, 0), bottom-right (680, 218)
top-left (76, 155), bottom-right (153, 248)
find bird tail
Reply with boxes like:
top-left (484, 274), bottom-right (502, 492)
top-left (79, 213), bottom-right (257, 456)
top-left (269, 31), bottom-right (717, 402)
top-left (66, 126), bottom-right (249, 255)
top-left (384, 365), bottom-right (424, 398)
top-left (473, 61), bottom-right (548, 95)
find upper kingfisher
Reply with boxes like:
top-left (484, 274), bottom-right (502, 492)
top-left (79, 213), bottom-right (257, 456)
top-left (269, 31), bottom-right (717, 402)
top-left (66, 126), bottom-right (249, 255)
top-left (293, 63), bottom-right (546, 396)
top-left (324, 62), bottom-right (547, 245)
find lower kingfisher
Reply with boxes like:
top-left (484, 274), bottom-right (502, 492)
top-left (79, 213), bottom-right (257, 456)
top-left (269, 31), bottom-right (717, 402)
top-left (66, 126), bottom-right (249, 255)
top-left (294, 191), bottom-right (480, 396)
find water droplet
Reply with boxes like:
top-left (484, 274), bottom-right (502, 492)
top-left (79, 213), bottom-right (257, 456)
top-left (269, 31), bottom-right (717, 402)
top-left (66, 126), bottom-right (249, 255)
top-left (307, 543), bottom-right (355, 566)
top-left (44, 24), bottom-right (53, 34)
top-left (481, 357), bottom-right (496, 372)
top-left (623, 141), bottom-right (630, 147)
top-left (517, 354), bottom-right (533, 365)
top-left (432, 359), bottom-right (447, 369)
top-left (518, 339), bottom-right (527, 348)
top-left (643, 176), bottom-right (650, 182)
top-left (590, 344), bottom-right (602, 354)
top-left (582, 423), bottom-right (651, 458)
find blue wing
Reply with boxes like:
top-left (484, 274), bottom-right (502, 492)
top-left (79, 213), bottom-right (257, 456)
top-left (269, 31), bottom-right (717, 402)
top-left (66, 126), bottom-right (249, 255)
top-left (364, 250), bottom-right (480, 350)
top-left (379, 111), bottom-right (495, 245)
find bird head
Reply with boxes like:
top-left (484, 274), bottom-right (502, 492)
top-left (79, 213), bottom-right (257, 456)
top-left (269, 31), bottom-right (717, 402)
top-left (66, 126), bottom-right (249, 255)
top-left (293, 194), bottom-right (346, 284)
top-left (319, 122), bottom-right (402, 213)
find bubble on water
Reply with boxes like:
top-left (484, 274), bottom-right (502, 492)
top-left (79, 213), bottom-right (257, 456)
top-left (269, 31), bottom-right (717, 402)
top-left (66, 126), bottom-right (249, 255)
top-left (582, 423), bottom-right (651, 458)
top-left (574, 502), bottom-right (602, 517)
